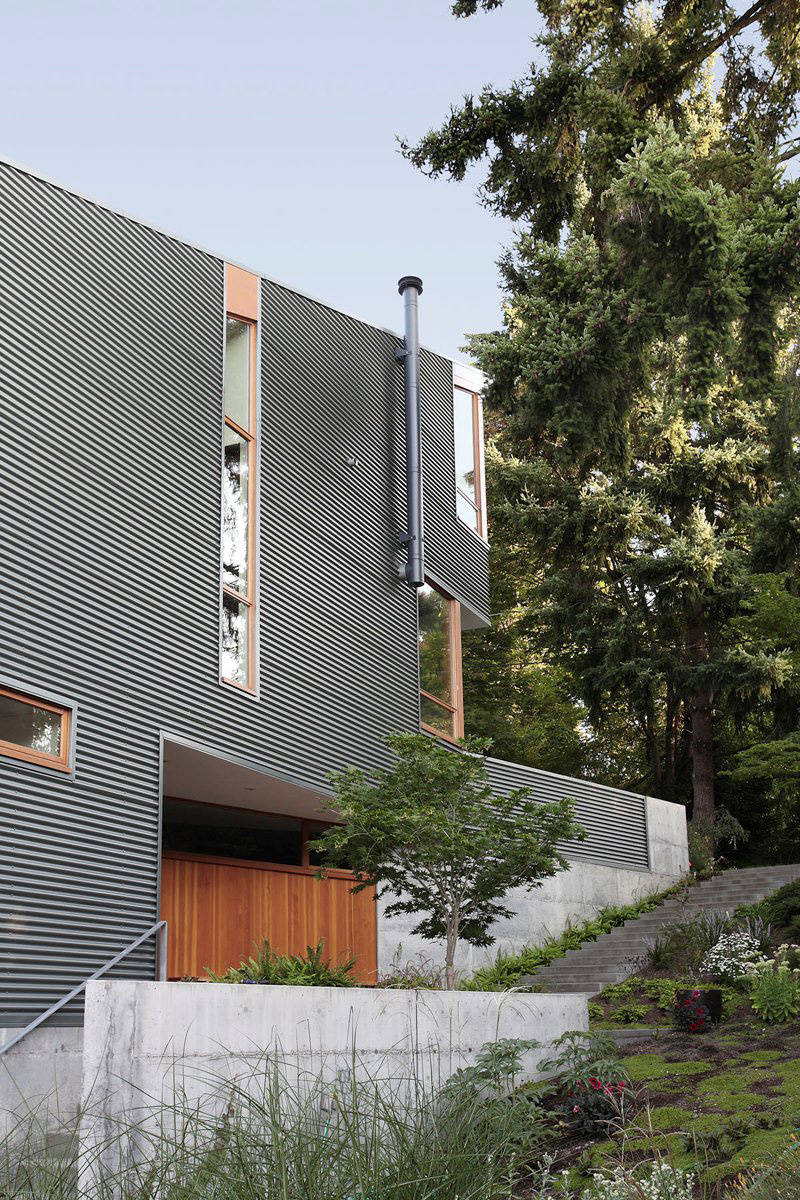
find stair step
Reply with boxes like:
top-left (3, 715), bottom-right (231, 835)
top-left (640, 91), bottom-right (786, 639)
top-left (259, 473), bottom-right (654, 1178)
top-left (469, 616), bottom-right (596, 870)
top-left (517, 865), bottom-right (800, 992)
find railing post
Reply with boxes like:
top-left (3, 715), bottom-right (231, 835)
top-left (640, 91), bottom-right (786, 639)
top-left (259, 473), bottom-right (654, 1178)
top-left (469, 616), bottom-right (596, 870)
top-left (157, 921), bottom-right (168, 981)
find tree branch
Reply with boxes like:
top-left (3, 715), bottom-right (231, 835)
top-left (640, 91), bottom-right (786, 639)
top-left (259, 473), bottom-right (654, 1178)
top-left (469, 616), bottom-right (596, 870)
top-left (668, 0), bottom-right (786, 88)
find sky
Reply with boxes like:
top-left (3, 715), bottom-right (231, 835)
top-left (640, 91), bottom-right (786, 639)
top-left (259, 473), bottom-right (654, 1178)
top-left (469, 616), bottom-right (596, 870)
top-left (1, 0), bottom-right (544, 363)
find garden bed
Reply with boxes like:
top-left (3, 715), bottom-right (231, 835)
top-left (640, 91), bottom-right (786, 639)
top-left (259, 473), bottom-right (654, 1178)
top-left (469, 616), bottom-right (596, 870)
top-left (587, 972), bottom-right (750, 1028)
top-left (548, 1020), bottom-right (800, 1193)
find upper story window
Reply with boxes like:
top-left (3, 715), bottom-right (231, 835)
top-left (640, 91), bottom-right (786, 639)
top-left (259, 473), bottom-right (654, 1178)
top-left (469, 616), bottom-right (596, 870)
top-left (221, 265), bottom-right (259, 693)
top-left (0, 684), bottom-right (72, 772)
top-left (453, 385), bottom-right (485, 538)
top-left (418, 581), bottom-right (464, 742)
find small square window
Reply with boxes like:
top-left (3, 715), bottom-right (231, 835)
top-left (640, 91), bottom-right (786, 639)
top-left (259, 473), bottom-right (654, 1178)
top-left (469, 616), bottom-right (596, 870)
top-left (0, 686), bottom-right (72, 772)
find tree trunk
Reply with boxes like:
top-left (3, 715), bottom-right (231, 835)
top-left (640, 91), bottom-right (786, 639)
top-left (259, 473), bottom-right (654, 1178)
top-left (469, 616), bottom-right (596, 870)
top-left (664, 692), bottom-right (680, 804)
top-left (686, 602), bottom-right (715, 827)
top-left (644, 710), bottom-right (662, 792)
top-left (444, 910), bottom-right (459, 990)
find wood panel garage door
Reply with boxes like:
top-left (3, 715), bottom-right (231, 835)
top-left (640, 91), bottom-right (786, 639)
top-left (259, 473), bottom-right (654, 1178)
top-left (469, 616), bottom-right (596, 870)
top-left (161, 851), bottom-right (377, 983)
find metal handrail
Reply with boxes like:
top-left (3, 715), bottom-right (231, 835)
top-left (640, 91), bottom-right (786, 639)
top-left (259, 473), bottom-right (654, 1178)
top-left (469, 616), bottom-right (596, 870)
top-left (0, 919), bottom-right (167, 1057)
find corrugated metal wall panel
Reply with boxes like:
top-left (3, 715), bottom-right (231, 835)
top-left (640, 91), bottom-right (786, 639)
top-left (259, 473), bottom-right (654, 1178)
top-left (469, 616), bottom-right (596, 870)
top-left (0, 160), bottom-right (648, 1025)
top-left (486, 756), bottom-right (650, 869)
top-left (420, 347), bottom-right (490, 620)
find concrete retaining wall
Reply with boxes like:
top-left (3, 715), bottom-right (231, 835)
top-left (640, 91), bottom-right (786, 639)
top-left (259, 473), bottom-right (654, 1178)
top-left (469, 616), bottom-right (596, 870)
top-left (380, 796), bottom-right (689, 976)
top-left (0, 1025), bottom-right (83, 1141)
top-left (78, 979), bottom-right (587, 1179)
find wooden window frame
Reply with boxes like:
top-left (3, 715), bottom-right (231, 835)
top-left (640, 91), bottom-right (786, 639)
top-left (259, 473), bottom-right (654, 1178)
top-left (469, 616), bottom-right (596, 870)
top-left (221, 266), bottom-right (259, 694)
top-left (419, 581), bottom-right (464, 744)
top-left (453, 384), bottom-right (486, 540)
top-left (0, 684), bottom-right (72, 773)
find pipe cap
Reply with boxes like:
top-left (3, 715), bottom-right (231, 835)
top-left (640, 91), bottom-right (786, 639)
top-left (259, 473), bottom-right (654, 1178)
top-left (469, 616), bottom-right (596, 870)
top-left (398, 275), bottom-right (423, 296)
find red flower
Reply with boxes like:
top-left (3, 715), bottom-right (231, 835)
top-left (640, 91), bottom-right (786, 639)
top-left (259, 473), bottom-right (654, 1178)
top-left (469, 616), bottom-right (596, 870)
top-left (689, 1022), bottom-right (698, 1031)
top-left (684, 999), bottom-right (691, 1007)
top-left (692, 989), bottom-right (701, 998)
top-left (572, 1104), bottom-right (581, 1113)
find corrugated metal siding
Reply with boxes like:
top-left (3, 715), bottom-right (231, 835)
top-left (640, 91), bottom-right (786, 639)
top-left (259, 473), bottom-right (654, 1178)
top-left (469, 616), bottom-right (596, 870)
top-left (0, 159), bottom-right (647, 1025)
top-left (420, 347), bottom-right (490, 621)
top-left (486, 756), bottom-right (650, 869)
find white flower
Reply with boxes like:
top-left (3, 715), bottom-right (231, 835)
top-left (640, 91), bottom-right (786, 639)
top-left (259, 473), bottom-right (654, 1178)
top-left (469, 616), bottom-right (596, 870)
top-left (582, 1162), bottom-right (695, 1199)
top-left (700, 931), bottom-right (764, 982)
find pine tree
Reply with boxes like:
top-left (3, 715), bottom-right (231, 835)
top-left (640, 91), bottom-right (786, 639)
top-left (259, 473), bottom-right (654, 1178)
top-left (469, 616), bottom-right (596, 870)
top-left (405, 0), bottom-right (800, 825)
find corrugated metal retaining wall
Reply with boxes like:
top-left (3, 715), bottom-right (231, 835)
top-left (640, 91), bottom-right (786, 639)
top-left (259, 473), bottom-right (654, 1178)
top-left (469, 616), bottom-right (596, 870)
top-left (486, 757), bottom-right (650, 869)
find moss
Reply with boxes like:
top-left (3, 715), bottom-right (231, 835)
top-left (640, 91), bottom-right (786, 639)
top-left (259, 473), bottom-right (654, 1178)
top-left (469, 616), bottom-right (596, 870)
top-left (702, 1129), bottom-right (796, 1183)
top-left (644, 1105), bottom-right (693, 1131)
top-left (697, 1067), bottom-right (770, 1096)
top-left (742, 1049), bottom-right (783, 1062)
top-left (644, 1106), bottom-right (723, 1133)
top-left (618, 1131), bottom-right (696, 1169)
top-left (622, 1053), bottom-right (713, 1083)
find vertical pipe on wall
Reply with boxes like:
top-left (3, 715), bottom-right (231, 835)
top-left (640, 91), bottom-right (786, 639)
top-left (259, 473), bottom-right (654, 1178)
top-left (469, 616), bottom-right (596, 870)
top-left (398, 275), bottom-right (425, 588)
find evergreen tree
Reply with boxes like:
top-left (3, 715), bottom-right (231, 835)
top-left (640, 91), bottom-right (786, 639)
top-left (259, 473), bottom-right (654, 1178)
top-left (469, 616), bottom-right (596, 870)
top-left (404, 0), bottom-right (800, 826)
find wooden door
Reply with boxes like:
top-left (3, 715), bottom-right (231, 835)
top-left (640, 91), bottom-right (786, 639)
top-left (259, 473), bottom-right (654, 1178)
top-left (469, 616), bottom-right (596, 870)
top-left (160, 851), bottom-right (377, 983)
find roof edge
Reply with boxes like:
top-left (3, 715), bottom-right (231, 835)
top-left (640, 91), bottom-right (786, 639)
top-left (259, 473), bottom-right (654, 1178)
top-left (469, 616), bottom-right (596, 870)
top-left (0, 151), bottom-right (485, 381)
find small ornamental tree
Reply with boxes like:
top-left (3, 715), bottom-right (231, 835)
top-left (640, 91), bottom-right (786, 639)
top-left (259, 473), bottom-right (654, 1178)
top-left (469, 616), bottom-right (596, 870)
top-left (311, 732), bottom-right (585, 988)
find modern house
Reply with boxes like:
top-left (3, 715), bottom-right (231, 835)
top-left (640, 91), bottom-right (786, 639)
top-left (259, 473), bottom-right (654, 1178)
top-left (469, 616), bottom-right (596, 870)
top-left (0, 157), bottom-right (688, 1040)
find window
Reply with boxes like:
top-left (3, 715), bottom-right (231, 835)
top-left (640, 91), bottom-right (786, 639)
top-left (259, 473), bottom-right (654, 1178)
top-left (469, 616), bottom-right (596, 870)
top-left (162, 798), bottom-right (349, 871)
top-left (418, 581), bottom-right (464, 741)
top-left (453, 385), bottom-right (485, 536)
top-left (221, 265), bottom-right (259, 691)
top-left (0, 685), bottom-right (71, 771)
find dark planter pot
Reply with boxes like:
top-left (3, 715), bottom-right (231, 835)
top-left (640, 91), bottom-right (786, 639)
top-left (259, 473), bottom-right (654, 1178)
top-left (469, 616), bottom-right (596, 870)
top-left (676, 987), bottom-right (723, 1024)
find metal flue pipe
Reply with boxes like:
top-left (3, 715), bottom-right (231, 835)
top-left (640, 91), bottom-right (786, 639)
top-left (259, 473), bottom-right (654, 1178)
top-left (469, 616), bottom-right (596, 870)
top-left (398, 275), bottom-right (425, 587)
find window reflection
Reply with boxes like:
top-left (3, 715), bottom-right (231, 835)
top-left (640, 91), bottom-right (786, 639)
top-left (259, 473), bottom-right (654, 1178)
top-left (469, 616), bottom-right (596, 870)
top-left (0, 692), bottom-right (61, 756)
top-left (418, 584), bottom-right (452, 703)
top-left (222, 428), bottom-right (250, 594)
top-left (453, 387), bottom-right (482, 534)
top-left (222, 592), bottom-right (249, 684)
top-left (418, 582), bottom-right (461, 739)
top-left (224, 318), bottom-right (251, 431)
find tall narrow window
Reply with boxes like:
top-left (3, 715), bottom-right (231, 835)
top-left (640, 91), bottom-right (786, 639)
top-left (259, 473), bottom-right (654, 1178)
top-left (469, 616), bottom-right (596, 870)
top-left (453, 385), bottom-right (485, 537)
top-left (221, 265), bottom-right (259, 691)
top-left (418, 581), bottom-right (464, 741)
top-left (0, 685), bottom-right (72, 772)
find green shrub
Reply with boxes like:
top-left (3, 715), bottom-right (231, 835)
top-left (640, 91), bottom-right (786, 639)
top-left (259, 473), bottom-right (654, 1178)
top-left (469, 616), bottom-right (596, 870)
top-left (641, 978), bottom-right (684, 1011)
top-left (599, 978), bottom-right (640, 1004)
top-left (688, 823), bottom-right (716, 879)
top-left (645, 911), bottom-right (730, 975)
top-left (206, 940), bottom-right (357, 986)
top-left (749, 962), bottom-right (800, 1023)
top-left (608, 1003), bottom-right (648, 1025)
top-left (538, 1029), bottom-right (629, 1093)
top-left (762, 879), bottom-right (800, 929)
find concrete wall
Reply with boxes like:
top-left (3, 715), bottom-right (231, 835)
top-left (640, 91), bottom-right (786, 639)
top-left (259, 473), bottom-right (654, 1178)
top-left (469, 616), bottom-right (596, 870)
top-left (379, 795), bottom-right (689, 977)
top-left (0, 1025), bottom-right (83, 1141)
top-left (78, 979), bottom-right (586, 1178)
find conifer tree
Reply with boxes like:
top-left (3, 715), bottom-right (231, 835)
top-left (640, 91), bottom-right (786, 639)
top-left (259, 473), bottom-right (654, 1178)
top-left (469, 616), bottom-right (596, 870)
top-left (405, 0), bottom-right (800, 825)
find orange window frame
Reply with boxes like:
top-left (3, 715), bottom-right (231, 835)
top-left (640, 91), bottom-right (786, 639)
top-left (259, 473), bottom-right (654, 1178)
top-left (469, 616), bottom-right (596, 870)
top-left (222, 265), bottom-right (259, 694)
top-left (453, 386), bottom-right (486, 539)
top-left (0, 685), bottom-right (72, 772)
top-left (419, 582), bottom-right (464, 744)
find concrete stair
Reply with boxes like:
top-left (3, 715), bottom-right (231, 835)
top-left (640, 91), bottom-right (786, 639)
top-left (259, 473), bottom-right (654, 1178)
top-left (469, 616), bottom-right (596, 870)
top-left (524, 865), bottom-right (800, 995)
